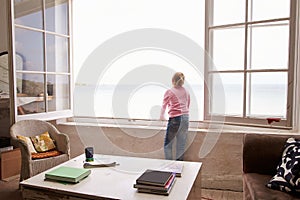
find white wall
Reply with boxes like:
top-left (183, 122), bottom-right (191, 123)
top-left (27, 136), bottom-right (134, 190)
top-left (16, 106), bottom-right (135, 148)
top-left (0, 0), bottom-right (8, 52)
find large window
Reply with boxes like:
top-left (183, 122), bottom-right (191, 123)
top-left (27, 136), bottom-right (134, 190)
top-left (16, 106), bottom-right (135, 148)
top-left (12, 0), bottom-right (71, 120)
top-left (205, 0), bottom-right (297, 128)
top-left (73, 0), bottom-right (205, 122)
top-left (72, 0), bottom-right (299, 129)
top-left (10, 0), bottom-right (298, 129)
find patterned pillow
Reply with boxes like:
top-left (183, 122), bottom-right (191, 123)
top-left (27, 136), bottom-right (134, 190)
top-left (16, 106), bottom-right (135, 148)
top-left (30, 131), bottom-right (56, 152)
top-left (266, 137), bottom-right (300, 193)
top-left (17, 135), bottom-right (37, 153)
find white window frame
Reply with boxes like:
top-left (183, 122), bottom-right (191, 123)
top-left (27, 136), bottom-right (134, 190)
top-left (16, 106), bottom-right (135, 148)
top-left (204, 0), bottom-right (299, 129)
top-left (8, 0), bottom-right (73, 123)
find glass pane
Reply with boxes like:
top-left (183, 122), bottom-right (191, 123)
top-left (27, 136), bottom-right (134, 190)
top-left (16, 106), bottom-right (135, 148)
top-left (0, 53), bottom-right (9, 94)
top-left (0, 53), bottom-right (11, 135)
top-left (45, 0), bottom-right (69, 35)
top-left (213, 0), bottom-right (245, 26)
top-left (16, 73), bottom-right (46, 115)
top-left (47, 75), bottom-right (70, 112)
top-left (210, 73), bottom-right (244, 116)
top-left (211, 27), bottom-right (245, 71)
top-left (250, 0), bottom-right (290, 21)
top-left (46, 34), bottom-right (69, 72)
top-left (247, 72), bottom-right (287, 118)
top-left (73, 0), bottom-right (205, 120)
top-left (15, 28), bottom-right (44, 71)
top-left (248, 22), bottom-right (289, 69)
top-left (14, 0), bottom-right (43, 29)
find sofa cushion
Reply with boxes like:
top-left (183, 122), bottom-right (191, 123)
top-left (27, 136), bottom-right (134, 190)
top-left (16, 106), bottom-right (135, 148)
top-left (243, 134), bottom-right (288, 175)
top-left (267, 138), bottom-right (300, 193)
top-left (244, 173), bottom-right (300, 200)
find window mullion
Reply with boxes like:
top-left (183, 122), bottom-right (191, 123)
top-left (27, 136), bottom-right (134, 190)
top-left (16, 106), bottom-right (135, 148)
top-left (204, 0), bottom-right (214, 120)
top-left (68, 0), bottom-right (73, 115)
top-left (243, 0), bottom-right (249, 118)
top-left (209, 18), bottom-right (289, 30)
top-left (42, 0), bottom-right (48, 112)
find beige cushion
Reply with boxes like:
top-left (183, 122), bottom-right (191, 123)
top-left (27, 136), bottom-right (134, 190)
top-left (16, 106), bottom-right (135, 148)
top-left (17, 135), bottom-right (37, 153)
top-left (30, 131), bottom-right (56, 152)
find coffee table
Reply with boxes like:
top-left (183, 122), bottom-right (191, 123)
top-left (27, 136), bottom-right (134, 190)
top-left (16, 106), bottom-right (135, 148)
top-left (20, 154), bottom-right (202, 200)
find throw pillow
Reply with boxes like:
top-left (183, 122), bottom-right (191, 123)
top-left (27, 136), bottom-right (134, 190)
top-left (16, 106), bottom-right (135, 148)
top-left (17, 135), bottom-right (37, 153)
top-left (30, 131), bottom-right (56, 152)
top-left (266, 137), bottom-right (300, 193)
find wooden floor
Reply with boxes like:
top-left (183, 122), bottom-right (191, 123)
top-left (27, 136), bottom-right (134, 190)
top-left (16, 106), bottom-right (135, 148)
top-left (201, 189), bottom-right (243, 200)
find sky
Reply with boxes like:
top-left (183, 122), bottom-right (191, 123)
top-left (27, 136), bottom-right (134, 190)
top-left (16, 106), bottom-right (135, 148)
top-left (72, 0), bottom-right (205, 86)
top-left (72, 0), bottom-right (289, 86)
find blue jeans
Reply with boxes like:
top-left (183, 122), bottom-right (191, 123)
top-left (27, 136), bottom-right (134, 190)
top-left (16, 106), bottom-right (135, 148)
top-left (164, 115), bottom-right (189, 161)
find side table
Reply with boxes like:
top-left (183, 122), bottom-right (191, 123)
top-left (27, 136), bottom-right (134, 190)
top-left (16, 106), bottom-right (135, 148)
top-left (0, 148), bottom-right (21, 180)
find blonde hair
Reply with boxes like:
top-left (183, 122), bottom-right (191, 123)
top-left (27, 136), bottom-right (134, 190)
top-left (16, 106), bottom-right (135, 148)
top-left (172, 72), bottom-right (185, 87)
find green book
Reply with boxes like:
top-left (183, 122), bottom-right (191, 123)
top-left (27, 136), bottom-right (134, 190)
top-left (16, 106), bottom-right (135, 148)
top-left (45, 166), bottom-right (91, 183)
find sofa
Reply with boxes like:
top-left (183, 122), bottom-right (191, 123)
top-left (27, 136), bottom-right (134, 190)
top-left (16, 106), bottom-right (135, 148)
top-left (243, 133), bottom-right (300, 200)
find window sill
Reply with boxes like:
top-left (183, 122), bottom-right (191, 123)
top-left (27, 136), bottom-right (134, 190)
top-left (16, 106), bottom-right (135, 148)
top-left (17, 110), bottom-right (73, 122)
top-left (57, 117), bottom-right (296, 135)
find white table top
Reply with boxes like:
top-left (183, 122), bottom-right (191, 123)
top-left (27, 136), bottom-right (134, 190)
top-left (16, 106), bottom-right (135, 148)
top-left (21, 154), bottom-right (202, 200)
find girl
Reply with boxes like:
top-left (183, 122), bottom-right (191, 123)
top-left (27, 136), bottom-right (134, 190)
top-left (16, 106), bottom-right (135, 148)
top-left (160, 72), bottom-right (190, 161)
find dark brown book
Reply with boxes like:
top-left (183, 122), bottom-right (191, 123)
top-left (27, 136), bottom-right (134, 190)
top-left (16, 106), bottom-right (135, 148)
top-left (136, 178), bottom-right (176, 196)
top-left (136, 170), bottom-right (174, 186)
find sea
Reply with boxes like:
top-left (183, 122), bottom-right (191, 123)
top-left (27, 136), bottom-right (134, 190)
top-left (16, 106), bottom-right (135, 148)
top-left (73, 84), bottom-right (287, 121)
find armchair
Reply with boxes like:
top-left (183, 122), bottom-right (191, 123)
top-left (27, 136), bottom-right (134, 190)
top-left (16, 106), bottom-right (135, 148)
top-left (10, 119), bottom-right (70, 181)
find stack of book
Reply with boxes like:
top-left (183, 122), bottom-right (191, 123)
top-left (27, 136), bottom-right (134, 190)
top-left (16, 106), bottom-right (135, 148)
top-left (134, 170), bottom-right (176, 196)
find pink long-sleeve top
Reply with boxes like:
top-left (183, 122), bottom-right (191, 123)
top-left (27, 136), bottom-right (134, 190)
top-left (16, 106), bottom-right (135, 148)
top-left (160, 86), bottom-right (190, 119)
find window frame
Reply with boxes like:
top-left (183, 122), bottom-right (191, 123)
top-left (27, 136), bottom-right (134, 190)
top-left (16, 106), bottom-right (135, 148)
top-left (204, 0), bottom-right (298, 129)
top-left (7, 0), bottom-right (299, 130)
top-left (8, 0), bottom-right (73, 123)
